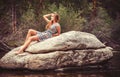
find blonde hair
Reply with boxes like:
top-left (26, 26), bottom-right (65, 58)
top-left (46, 12), bottom-right (60, 29)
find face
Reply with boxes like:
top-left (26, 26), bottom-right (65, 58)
top-left (51, 13), bottom-right (55, 21)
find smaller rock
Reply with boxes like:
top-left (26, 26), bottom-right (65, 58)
top-left (0, 47), bottom-right (113, 70)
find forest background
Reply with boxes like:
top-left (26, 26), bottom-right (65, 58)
top-left (0, 0), bottom-right (120, 50)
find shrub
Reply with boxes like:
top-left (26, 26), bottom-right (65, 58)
top-left (42, 3), bottom-right (86, 32)
top-left (84, 6), bottom-right (113, 42)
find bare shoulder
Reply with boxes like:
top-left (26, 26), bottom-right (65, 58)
top-left (56, 23), bottom-right (60, 26)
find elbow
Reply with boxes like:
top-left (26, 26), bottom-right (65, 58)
top-left (57, 32), bottom-right (60, 35)
top-left (43, 15), bottom-right (45, 18)
top-left (43, 15), bottom-right (47, 18)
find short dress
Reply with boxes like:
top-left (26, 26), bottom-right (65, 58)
top-left (37, 23), bottom-right (60, 41)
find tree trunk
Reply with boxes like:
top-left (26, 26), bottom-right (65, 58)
top-left (88, 0), bottom-right (97, 32)
top-left (40, 0), bottom-right (44, 9)
top-left (12, 1), bottom-right (17, 33)
top-left (92, 0), bottom-right (97, 19)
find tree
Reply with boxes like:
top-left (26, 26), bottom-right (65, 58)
top-left (92, 0), bottom-right (97, 18)
top-left (11, 0), bottom-right (17, 33)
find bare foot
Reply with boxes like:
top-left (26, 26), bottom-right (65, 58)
top-left (15, 47), bottom-right (24, 55)
top-left (15, 50), bottom-right (23, 55)
top-left (14, 46), bottom-right (24, 55)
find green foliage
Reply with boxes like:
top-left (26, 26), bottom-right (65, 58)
top-left (0, 10), bottom-right (12, 35)
top-left (84, 6), bottom-right (113, 42)
top-left (111, 19), bottom-right (120, 43)
top-left (20, 7), bottom-right (35, 28)
top-left (42, 4), bottom-right (86, 32)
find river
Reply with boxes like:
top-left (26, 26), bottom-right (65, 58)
top-left (0, 51), bottom-right (120, 77)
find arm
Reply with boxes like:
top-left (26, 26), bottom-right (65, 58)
top-left (43, 13), bottom-right (52, 23)
top-left (52, 25), bottom-right (61, 37)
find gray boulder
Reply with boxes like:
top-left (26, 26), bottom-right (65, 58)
top-left (26, 31), bottom-right (105, 53)
top-left (0, 31), bottom-right (113, 70)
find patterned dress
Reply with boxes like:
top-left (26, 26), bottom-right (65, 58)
top-left (37, 23), bottom-right (60, 41)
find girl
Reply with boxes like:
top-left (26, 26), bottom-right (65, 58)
top-left (16, 12), bottom-right (61, 54)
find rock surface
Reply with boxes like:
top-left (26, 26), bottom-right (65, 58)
top-left (26, 31), bottom-right (105, 53)
top-left (0, 31), bottom-right (113, 70)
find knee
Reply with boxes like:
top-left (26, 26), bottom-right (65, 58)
top-left (28, 29), bottom-right (37, 35)
top-left (28, 29), bottom-right (33, 33)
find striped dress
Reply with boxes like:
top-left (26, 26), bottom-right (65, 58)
top-left (37, 23), bottom-right (60, 41)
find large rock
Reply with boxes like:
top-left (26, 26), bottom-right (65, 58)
top-left (0, 31), bottom-right (113, 70)
top-left (26, 31), bottom-right (105, 53)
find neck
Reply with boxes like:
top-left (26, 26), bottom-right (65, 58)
top-left (52, 20), bottom-right (58, 24)
top-left (53, 21), bottom-right (56, 24)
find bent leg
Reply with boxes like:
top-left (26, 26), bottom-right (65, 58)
top-left (25, 29), bottom-right (37, 42)
top-left (17, 35), bottom-right (39, 54)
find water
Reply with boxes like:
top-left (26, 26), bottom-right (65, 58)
top-left (0, 51), bottom-right (120, 77)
